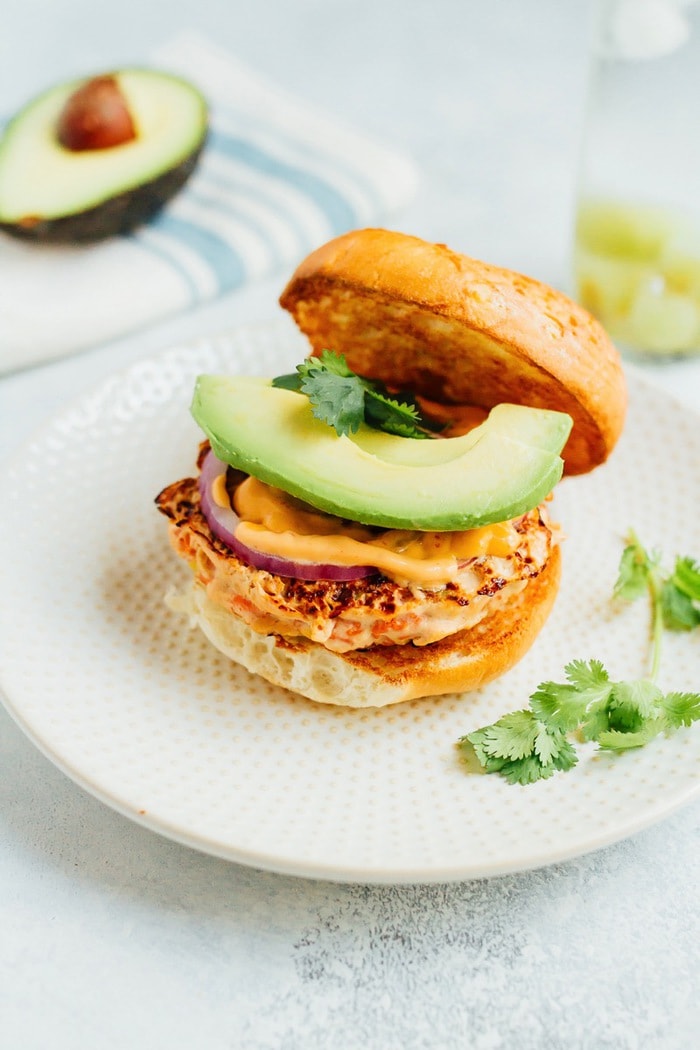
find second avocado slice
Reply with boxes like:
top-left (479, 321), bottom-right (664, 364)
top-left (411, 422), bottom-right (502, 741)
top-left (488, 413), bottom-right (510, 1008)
top-left (191, 376), bottom-right (573, 531)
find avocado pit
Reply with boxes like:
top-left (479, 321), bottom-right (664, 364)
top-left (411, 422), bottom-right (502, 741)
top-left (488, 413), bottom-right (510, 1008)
top-left (57, 75), bottom-right (137, 152)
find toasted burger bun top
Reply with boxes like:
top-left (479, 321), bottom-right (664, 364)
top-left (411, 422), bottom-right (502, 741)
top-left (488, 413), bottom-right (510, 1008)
top-left (279, 228), bottom-right (627, 476)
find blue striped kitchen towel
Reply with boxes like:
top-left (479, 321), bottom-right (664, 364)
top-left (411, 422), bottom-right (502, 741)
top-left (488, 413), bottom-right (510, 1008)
top-left (0, 31), bottom-right (418, 373)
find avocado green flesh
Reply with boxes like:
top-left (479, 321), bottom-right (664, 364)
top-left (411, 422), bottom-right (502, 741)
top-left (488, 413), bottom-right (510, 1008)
top-left (191, 376), bottom-right (573, 530)
top-left (0, 69), bottom-right (207, 241)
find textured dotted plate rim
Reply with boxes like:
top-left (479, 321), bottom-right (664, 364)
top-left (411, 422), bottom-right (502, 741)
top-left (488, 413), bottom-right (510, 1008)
top-left (0, 320), bottom-right (699, 884)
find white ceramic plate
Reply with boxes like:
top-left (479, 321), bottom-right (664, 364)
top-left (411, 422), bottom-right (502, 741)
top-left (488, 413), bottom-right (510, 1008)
top-left (1, 321), bottom-right (699, 883)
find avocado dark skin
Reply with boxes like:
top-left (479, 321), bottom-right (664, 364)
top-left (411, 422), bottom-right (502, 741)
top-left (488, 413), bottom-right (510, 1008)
top-left (0, 139), bottom-right (206, 243)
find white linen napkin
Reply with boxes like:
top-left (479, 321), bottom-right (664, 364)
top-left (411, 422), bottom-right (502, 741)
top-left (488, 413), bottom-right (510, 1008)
top-left (0, 32), bottom-right (418, 374)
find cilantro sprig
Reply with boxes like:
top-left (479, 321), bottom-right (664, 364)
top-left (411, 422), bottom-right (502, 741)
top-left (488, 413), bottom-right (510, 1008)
top-left (614, 530), bottom-right (700, 677)
top-left (273, 350), bottom-right (435, 439)
top-left (459, 532), bottom-right (700, 784)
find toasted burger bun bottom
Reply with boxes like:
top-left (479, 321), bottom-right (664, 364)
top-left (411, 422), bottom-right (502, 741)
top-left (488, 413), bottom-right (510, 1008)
top-left (166, 544), bottom-right (561, 708)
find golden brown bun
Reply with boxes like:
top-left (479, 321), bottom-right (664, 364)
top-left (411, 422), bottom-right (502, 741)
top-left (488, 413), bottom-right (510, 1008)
top-left (168, 545), bottom-right (561, 708)
top-left (279, 228), bottom-right (627, 475)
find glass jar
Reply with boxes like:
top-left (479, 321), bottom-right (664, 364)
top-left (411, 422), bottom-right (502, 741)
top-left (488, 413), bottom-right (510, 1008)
top-left (574, 0), bottom-right (700, 358)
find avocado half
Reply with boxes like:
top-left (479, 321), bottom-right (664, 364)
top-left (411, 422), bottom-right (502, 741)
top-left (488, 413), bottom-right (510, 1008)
top-left (0, 69), bottom-right (208, 243)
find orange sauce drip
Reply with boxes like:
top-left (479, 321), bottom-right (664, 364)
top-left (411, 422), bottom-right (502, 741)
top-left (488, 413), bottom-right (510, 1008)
top-left (230, 476), bottom-right (518, 585)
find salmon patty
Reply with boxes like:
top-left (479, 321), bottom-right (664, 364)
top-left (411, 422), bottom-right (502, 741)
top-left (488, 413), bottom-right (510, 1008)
top-left (155, 462), bottom-right (558, 655)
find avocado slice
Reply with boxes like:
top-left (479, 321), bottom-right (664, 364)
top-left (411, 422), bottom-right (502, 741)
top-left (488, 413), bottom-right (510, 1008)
top-left (0, 69), bottom-right (208, 243)
top-left (191, 376), bottom-right (573, 530)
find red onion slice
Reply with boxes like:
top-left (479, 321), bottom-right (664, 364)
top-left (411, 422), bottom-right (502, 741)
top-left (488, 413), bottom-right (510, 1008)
top-left (198, 449), bottom-right (378, 581)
